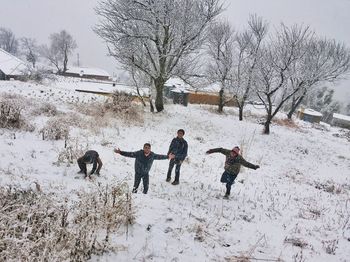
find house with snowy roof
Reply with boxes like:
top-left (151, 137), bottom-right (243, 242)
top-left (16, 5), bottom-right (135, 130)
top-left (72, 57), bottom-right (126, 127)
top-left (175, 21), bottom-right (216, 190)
top-left (62, 66), bottom-right (110, 81)
top-left (297, 108), bottom-right (323, 123)
top-left (0, 48), bottom-right (28, 80)
top-left (332, 113), bottom-right (350, 129)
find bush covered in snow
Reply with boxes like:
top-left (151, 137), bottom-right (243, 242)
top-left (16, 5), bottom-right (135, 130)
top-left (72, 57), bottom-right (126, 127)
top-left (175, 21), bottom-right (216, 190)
top-left (0, 183), bottom-right (134, 261)
top-left (31, 102), bottom-right (58, 116)
top-left (0, 93), bottom-right (34, 131)
top-left (40, 116), bottom-right (70, 140)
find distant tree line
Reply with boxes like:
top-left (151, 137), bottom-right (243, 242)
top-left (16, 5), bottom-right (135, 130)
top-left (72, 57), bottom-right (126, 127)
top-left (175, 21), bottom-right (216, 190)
top-left (0, 27), bottom-right (77, 74)
top-left (95, 0), bottom-right (350, 134)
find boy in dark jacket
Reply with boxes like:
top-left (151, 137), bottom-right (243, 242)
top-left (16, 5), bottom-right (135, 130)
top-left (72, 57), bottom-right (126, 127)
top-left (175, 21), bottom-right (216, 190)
top-left (77, 150), bottom-right (103, 178)
top-left (206, 146), bottom-right (259, 199)
top-left (114, 143), bottom-right (175, 194)
top-left (166, 129), bottom-right (188, 185)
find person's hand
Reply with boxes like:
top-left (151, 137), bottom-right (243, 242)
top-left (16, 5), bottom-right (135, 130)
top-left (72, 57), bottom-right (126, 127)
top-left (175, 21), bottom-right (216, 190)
top-left (114, 148), bottom-right (121, 154)
top-left (254, 165), bottom-right (260, 170)
top-left (168, 153), bottom-right (175, 160)
top-left (206, 149), bottom-right (213, 154)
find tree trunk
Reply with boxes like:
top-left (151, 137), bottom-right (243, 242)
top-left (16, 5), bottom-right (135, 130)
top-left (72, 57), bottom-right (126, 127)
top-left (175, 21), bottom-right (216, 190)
top-left (263, 98), bottom-right (273, 135)
top-left (149, 98), bottom-right (154, 113)
top-left (63, 53), bottom-right (68, 73)
top-left (239, 106), bottom-right (243, 121)
top-left (263, 117), bottom-right (271, 134)
top-left (287, 92), bottom-right (306, 119)
top-left (218, 89), bottom-right (224, 113)
top-left (154, 77), bottom-right (165, 112)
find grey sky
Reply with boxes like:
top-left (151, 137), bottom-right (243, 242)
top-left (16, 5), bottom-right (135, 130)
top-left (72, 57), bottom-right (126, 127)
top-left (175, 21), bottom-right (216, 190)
top-left (0, 0), bottom-right (349, 103)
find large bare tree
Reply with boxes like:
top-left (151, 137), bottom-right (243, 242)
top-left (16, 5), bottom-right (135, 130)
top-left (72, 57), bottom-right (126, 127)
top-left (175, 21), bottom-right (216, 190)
top-left (255, 24), bottom-right (312, 134)
top-left (206, 21), bottom-right (235, 112)
top-left (41, 30), bottom-right (77, 74)
top-left (94, 0), bottom-right (223, 112)
top-left (0, 27), bottom-right (18, 55)
top-left (286, 38), bottom-right (350, 119)
top-left (20, 37), bottom-right (39, 68)
top-left (233, 15), bottom-right (268, 121)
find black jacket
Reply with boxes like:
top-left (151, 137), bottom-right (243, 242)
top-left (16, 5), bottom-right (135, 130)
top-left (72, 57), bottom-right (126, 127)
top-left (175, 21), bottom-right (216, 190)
top-left (120, 150), bottom-right (168, 174)
top-left (167, 137), bottom-right (188, 161)
top-left (83, 150), bottom-right (99, 174)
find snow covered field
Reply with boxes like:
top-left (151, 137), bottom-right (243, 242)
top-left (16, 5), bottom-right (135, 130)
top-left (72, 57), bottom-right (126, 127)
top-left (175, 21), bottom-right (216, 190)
top-left (0, 79), bottom-right (349, 262)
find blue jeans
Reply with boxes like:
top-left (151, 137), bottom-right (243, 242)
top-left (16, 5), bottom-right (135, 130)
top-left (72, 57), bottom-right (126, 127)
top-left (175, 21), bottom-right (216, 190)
top-left (220, 171), bottom-right (237, 195)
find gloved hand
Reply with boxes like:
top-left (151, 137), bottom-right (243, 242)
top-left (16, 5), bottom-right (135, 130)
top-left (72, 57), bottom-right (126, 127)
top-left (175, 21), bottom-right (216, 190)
top-left (206, 149), bottom-right (213, 154)
top-left (253, 165), bottom-right (260, 170)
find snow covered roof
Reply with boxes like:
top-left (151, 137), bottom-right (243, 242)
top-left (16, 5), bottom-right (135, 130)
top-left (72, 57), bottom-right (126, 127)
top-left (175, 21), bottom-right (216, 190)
top-left (200, 82), bottom-right (221, 92)
top-left (171, 88), bottom-right (190, 93)
top-left (165, 77), bottom-right (191, 88)
top-left (0, 48), bottom-right (28, 76)
top-left (298, 108), bottom-right (323, 117)
top-left (65, 66), bottom-right (110, 77)
top-left (333, 113), bottom-right (350, 122)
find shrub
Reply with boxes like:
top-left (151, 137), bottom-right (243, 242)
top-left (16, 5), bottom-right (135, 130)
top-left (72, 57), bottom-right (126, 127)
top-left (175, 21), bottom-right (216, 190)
top-left (56, 138), bottom-right (87, 165)
top-left (40, 116), bottom-right (70, 140)
top-left (0, 183), bottom-right (134, 261)
top-left (75, 91), bottom-right (143, 127)
top-left (32, 102), bottom-right (58, 116)
top-left (0, 93), bottom-right (33, 130)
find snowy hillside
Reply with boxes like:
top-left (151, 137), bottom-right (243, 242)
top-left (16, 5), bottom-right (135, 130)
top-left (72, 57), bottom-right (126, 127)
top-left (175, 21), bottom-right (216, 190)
top-left (0, 79), bottom-right (349, 262)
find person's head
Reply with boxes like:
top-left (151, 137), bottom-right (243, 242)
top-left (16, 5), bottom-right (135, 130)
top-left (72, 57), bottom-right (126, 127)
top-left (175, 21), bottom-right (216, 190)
top-left (230, 146), bottom-right (240, 157)
top-left (143, 143), bottom-right (151, 155)
top-left (177, 129), bottom-right (185, 138)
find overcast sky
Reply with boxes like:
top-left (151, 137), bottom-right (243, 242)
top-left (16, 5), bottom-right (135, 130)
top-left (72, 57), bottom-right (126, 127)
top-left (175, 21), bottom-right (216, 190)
top-left (0, 0), bottom-right (349, 102)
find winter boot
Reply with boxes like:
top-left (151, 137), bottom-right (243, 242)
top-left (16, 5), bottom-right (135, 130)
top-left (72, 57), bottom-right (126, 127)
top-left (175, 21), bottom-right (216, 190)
top-left (132, 188), bottom-right (138, 193)
top-left (171, 180), bottom-right (179, 185)
top-left (166, 177), bottom-right (171, 182)
top-left (223, 193), bottom-right (230, 199)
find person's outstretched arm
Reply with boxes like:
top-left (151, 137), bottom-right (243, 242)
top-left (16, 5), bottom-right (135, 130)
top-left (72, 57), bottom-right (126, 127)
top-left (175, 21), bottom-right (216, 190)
top-left (239, 156), bottom-right (260, 170)
top-left (154, 152), bottom-right (175, 160)
top-left (206, 148), bottom-right (224, 154)
top-left (114, 148), bottom-right (138, 158)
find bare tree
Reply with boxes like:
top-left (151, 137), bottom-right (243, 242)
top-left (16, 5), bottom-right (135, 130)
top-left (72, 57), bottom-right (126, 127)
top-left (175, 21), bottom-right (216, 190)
top-left (233, 14), bottom-right (268, 120)
top-left (40, 30), bottom-right (77, 74)
top-left (286, 38), bottom-right (350, 119)
top-left (206, 21), bottom-right (235, 112)
top-left (0, 27), bottom-right (18, 55)
top-left (20, 37), bottom-right (39, 68)
top-left (94, 0), bottom-right (223, 112)
top-left (255, 24), bottom-right (312, 134)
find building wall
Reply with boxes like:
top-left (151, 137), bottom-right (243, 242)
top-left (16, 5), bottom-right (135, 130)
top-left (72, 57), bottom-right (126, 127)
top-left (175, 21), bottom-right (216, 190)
top-left (332, 119), bottom-right (350, 129)
top-left (62, 72), bottom-right (109, 81)
top-left (297, 112), bottom-right (322, 123)
top-left (0, 70), bottom-right (5, 80)
top-left (188, 92), bottom-right (237, 107)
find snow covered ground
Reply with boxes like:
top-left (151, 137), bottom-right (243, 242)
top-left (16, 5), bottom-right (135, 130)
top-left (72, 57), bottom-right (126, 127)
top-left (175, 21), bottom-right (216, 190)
top-left (0, 78), bottom-right (349, 261)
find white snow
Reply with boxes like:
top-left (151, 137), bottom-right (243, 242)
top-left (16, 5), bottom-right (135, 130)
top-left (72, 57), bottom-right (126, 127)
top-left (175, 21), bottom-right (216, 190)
top-left (1, 78), bottom-right (350, 261)
top-left (0, 48), bottom-right (28, 76)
